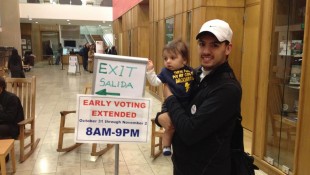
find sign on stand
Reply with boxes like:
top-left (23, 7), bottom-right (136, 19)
top-left (92, 54), bottom-right (148, 97)
top-left (75, 95), bottom-right (151, 143)
top-left (75, 54), bottom-right (150, 175)
top-left (95, 41), bottom-right (104, 54)
top-left (68, 55), bottom-right (80, 74)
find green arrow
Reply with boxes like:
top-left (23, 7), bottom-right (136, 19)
top-left (95, 89), bottom-right (120, 96)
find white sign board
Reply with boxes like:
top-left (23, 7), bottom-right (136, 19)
top-left (92, 54), bottom-right (148, 98)
top-left (95, 41), bottom-right (104, 54)
top-left (75, 95), bottom-right (151, 143)
top-left (68, 55), bottom-right (79, 73)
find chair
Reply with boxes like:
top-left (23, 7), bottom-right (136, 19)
top-left (268, 78), bottom-right (296, 148)
top-left (0, 139), bottom-right (16, 175)
top-left (57, 85), bottom-right (113, 156)
top-left (4, 76), bottom-right (40, 162)
top-left (150, 118), bottom-right (164, 159)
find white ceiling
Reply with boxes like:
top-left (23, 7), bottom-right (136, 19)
top-left (19, 2), bottom-right (113, 29)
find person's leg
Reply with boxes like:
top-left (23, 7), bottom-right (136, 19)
top-left (162, 126), bottom-right (174, 156)
top-left (0, 124), bottom-right (11, 139)
top-left (55, 55), bottom-right (60, 65)
top-left (89, 60), bottom-right (93, 73)
top-left (48, 56), bottom-right (53, 65)
top-left (83, 57), bottom-right (88, 71)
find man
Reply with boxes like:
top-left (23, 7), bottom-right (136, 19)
top-left (46, 45), bottom-right (54, 65)
top-left (80, 43), bottom-right (90, 71)
top-left (156, 19), bottom-right (242, 175)
top-left (0, 77), bottom-right (24, 162)
top-left (55, 43), bottom-right (63, 65)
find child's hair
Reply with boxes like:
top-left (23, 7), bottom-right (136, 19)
top-left (162, 38), bottom-right (189, 63)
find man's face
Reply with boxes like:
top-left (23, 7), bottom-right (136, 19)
top-left (197, 34), bottom-right (232, 71)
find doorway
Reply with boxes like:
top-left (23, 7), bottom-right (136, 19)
top-left (41, 31), bottom-right (59, 62)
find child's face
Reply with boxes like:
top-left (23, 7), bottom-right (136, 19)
top-left (163, 50), bottom-right (186, 71)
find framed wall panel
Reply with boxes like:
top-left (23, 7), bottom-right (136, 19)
top-left (132, 6), bottom-right (138, 29)
top-left (121, 13), bottom-right (127, 31)
top-left (174, 14), bottom-right (183, 39)
top-left (187, 0), bottom-right (193, 11)
top-left (185, 11), bottom-right (192, 48)
top-left (39, 24), bottom-right (59, 31)
top-left (131, 28), bottom-right (138, 57)
top-left (190, 7), bottom-right (207, 68)
top-left (122, 31), bottom-right (129, 56)
top-left (153, 0), bottom-right (159, 21)
top-left (246, 0), bottom-right (260, 5)
top-left (20, 23), bottom-right (32, 36)
top-left (175, 0), bottom-right (183, 14)
top-left (148, 22), bottom-right (160, 97)
top-left (205, 7), bottom-right (244, 80)
top-left (137, 5), bottom-right (149, 27)
top-left (159, 0), bottom-right (165, 20)
top-left (193, 0), bottom-right (204, 8)
top-left (138, 27), bottom-right (149, 57)
top-left (241, 4), bottom-right (261, 131)
top-left (165, 0), bottom-right (175, 18)
top-left (113, 18), bottom-right (123, 34)
top-left (204, 0), bottom-right (245, 7)
top-left (149, 0), bottom-right (154, 22)
top-left (156, 20), bottom-right (165, 98)
top-left (122, 11), bottom-right (132, 31)
top-left (118, 33), bottom-right (123, 55)
top-left (31, 24), bottom-right (41, 62)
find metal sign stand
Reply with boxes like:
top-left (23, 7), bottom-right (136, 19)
top-left (115, 144), bottom-right (119, 175)
top-left (91, 54), bottom-right (149, 175)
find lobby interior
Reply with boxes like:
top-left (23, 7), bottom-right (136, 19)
top-left (2, 61), bottom-right (255, 175)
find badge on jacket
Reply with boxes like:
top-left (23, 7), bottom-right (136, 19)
top-left (191, 104), bottom-right (197, 114)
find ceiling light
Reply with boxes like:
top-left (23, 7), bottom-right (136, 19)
top-left (67, 19), bottom-right (70, 21)
top-left (68, 23), bottom-right (71, 25)
top-left (35, 22), bottom-right (38, 23)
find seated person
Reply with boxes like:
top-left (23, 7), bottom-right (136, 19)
top-left (70, 49), bottom-right (76, 55)
top-left (0, 77), bottom-right (24, 161)
top-left (23, 51), bottom-right (35, 71)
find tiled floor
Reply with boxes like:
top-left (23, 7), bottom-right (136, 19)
top-left (4, 61), bottom-right (255, 175)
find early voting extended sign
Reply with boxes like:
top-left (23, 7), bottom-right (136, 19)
top-left (75, 95), bottom-right (152, 143)
top-left (92, 54), bottom-right (148, 97)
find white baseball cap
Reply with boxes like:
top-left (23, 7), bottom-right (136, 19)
top-left (196, 19), bottom-right (233, 43)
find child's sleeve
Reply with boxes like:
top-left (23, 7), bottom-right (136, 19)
top-left (146, 68), bottom-right (162, 86)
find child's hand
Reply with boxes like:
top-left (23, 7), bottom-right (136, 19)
top-left (147, 59), bottom-right (154, 71)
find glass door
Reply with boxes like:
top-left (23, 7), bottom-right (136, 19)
top-left (264, 0), bottom-right (305, 174)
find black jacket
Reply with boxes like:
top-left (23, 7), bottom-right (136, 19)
top-left (165, 62), bottom-right (242, 175)
top-left (0, 90), bottom-right (24, 139)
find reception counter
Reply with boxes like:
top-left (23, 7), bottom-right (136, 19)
top-left (61, 54), bottom-right (83, 65)
top-left (61, 54), bottom-right (83, 71)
